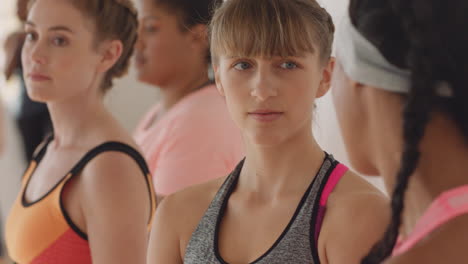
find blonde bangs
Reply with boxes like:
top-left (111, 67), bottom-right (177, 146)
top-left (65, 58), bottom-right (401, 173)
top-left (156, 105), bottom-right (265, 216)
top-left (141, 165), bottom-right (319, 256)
top-left (210, 0), bottom-right (334, 63)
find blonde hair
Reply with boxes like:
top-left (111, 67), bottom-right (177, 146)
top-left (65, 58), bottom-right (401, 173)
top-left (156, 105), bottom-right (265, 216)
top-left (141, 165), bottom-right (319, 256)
top-left (210, 0), bottom-right (334, 65)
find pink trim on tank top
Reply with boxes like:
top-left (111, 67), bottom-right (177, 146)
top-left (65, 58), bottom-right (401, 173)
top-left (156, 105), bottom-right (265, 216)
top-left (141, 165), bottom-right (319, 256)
top-left (393, 185), bottom-right (468, 256)
top-left (314, 163), bottom-right (349, 244)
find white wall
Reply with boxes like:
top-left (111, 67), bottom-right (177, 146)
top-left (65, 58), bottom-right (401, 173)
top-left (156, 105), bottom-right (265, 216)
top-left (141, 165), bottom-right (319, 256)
top-left (105, 68), bottom-right (158, 132)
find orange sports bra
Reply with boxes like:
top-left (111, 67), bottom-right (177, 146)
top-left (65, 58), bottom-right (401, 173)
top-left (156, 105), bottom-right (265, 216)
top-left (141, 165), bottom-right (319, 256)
top-left (5, 137), bottom-right (156, 264)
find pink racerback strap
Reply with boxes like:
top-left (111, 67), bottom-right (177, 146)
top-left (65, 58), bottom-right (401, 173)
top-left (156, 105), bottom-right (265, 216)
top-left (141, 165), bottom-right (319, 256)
top-left (393, 185), bottom-right (468, 256)
top-left (314, 163), bottom-right (349, 244)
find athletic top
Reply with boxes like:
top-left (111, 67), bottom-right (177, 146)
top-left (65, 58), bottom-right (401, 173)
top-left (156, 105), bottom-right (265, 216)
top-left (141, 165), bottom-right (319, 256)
top-left (393, 185), bottom-right (468, 256)
top-left (133, 84), bottom-right (244, 196)
top-left (184, 153), bottom-right (348, 264)
top-left (5, 137), bottom-right (156, 264)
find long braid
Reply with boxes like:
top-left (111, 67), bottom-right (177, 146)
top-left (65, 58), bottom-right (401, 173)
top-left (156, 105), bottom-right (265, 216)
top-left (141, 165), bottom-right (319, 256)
top-left (359, 0), bottom-right (446, 262)
top-left (348, 0), bottom-right (468, 262)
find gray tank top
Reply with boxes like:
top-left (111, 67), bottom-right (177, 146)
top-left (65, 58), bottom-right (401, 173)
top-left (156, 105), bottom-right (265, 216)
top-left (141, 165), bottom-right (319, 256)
top-left (184, 154), bottom-right (341, 264)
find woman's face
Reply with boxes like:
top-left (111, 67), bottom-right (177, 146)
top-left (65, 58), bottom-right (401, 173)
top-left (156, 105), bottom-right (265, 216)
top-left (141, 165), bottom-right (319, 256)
top-left (215, 52), bottom-right (333, 147)
top-left (22, 0), bottom-right (106, 103)
top-left (135, 0), bottom-right (202, 87)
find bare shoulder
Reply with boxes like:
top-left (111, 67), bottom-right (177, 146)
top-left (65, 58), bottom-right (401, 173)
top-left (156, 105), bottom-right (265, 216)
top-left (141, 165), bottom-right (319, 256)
top-left (79, 146), bottom-right (147, 188)
top-left (158, 177), bottom-right (227, 227)
top-left (153, 177), bottom-right (227, 250)
top-left (78, 149), bottom-right (152, 218)
top-left (385, 214), bottom-right (468, 264)
top-left (330, 170), bottom-right (388, 208)
top-left (318, 170), bottom-right (390, 263)
top-left (326, 170), bottom-right (389, 230)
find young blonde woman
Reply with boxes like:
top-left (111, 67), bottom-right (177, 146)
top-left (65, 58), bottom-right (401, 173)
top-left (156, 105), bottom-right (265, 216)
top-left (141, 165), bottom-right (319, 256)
top-left (5, 0), bottom-right (156, 263)
top-left (147, 0), bottom-right (389, 263)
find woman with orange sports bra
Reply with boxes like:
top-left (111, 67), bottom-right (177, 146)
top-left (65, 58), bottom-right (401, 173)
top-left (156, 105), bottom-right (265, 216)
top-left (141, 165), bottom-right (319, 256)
top-left (5, 0), bottom-right (156, 263)
top-left (332, 0), bottom-right (468, 263)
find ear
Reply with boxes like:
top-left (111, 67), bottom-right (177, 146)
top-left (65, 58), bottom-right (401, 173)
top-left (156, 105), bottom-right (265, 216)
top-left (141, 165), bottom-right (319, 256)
top-left (96, 40), bottom-right (123, 74)
top-left (188, 24), bottom-right (208, 47)
top-left (316, 56), bottom-right (334, 98)
top-left (213, 64), bottom-right (225, 97)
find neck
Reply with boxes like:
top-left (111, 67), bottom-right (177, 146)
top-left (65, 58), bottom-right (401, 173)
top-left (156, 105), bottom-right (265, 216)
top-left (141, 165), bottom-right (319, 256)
top-left (158, 67), bottom-right (209, 114)
top-left (47, 91), bottom-right (110, 148)
top-left (376, 113), bottom-right (468, 237)
top-left (239, 124), bottom-right (325, 199)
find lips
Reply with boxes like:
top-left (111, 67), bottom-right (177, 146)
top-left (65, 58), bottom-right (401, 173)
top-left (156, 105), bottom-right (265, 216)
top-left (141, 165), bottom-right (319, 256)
top-left (248, 110), bottom-right (284, 122)
top-left (28, 73), bottom-right (51, 82)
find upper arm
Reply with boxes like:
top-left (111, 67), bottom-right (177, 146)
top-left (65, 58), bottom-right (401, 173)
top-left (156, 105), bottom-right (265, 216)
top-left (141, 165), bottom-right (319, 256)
top-left (147, 194), bottom-right (183, 264)
top-left (322, 192), bottom-right (390, 264)
top-left (80, 152), bottom-right (152, 264)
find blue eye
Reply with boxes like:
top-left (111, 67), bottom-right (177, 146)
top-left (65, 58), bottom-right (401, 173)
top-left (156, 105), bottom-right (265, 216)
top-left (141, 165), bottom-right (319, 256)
top-left (52, 36), bottom-right (68, 46)
top-left (234, 62), bottom-right (251, 70)
top-left (280, 62), bottom-right (297, 69)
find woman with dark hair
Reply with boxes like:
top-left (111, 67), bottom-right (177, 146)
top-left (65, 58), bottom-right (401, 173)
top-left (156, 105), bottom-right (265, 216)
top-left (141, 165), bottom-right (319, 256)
top-left (332, 0), bottom-right (468, 263)
top-left (133, 0), bottom-right (244, 200)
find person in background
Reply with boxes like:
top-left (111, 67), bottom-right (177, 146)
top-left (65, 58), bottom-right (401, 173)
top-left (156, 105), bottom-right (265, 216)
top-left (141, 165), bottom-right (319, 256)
top-left (133, 0), bottom-right (244, 201)
top-left (332, 0), bottom-right (468, 263)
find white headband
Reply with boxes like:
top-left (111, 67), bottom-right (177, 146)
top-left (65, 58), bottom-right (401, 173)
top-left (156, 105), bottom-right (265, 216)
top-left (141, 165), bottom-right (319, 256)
top-left (335, 14), bottom-right (453, 97)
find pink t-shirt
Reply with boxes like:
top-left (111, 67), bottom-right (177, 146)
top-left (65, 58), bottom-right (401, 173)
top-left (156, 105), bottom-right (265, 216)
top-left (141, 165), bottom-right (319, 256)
top-left (134, 85), bottom-right (244, 196)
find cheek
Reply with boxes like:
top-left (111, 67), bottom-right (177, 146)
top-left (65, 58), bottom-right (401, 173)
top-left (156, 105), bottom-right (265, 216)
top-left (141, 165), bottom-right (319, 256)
top-left (56, 52), bottom-right (95, 84)
top-left (21, 44), bottom-right (34, 74)
top-left (220, 73), bottom-right (249, 122)
top-left (149, 32), bottom-right (187, 62)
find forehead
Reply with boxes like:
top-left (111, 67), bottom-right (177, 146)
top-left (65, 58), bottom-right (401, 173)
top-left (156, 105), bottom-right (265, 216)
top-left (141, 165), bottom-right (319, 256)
top-left (27, 0), bottom-right (92, 33)
top-left (136, 0), bottom-right (171, 19)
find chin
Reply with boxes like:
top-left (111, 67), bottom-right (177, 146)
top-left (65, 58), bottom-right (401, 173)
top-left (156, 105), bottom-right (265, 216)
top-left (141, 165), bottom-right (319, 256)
top-left (26, 89), bottom-right (51, 103)
top-left (137, 72), bottom-right (163, 87)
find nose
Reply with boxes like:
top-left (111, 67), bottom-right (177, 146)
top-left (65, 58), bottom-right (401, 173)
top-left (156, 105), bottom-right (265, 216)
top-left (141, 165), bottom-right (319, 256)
top-left (250, 65), bottom-right (278, 102)
top-left (135, 26), bottom-right (146, 52)
top-left (26, 40), bottom-right (47, 66)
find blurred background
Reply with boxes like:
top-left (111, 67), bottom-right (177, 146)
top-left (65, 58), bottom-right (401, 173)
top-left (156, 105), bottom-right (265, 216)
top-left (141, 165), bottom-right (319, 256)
top-left (0, 0), bottom-right (382, 262)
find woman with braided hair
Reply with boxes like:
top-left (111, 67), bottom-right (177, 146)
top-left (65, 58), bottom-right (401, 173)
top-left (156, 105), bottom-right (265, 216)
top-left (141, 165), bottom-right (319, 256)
top-left (4, 0), bottom-right (156, 263)
top-left (332, 0), bottom-right (468, 263)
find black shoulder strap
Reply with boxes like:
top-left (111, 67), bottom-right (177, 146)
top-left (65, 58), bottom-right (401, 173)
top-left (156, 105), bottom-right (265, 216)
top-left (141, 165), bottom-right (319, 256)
top-left (69, 141), bottom-right (150, 176)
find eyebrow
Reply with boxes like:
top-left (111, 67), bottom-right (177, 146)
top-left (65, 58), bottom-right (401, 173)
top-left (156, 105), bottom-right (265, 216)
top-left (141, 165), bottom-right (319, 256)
top-left (25, 21), bottom-right (74, 33)
top-left (141, 16), bottom-right (160, 22)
